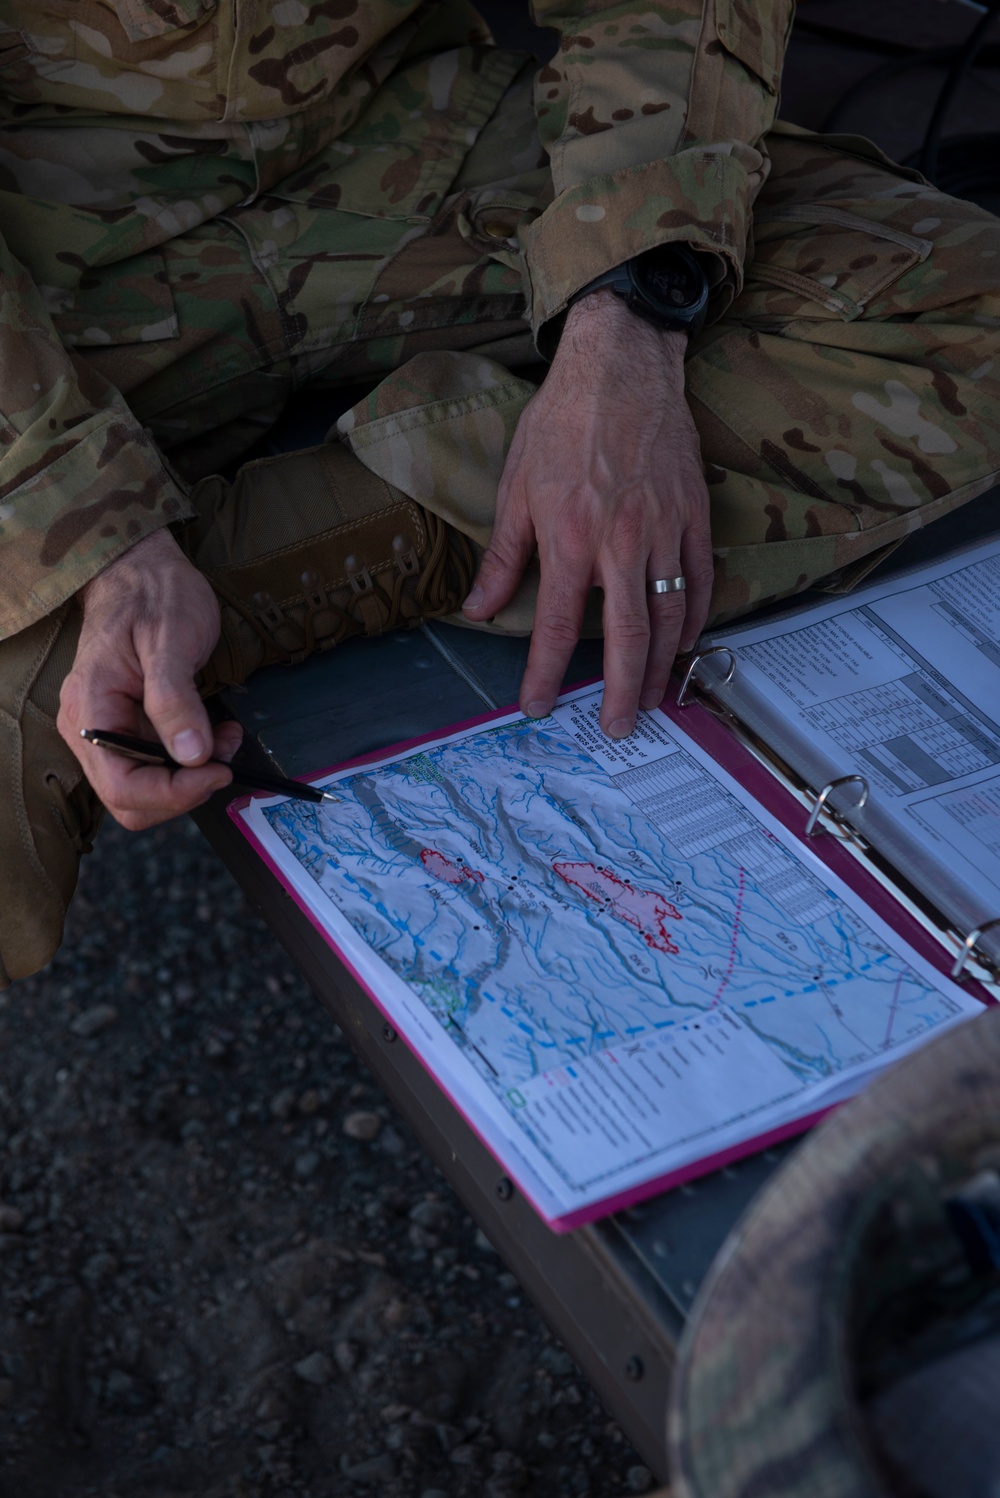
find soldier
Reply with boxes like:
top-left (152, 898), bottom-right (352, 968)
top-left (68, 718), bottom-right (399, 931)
top-left (1, 0), bottom-right (998, 986)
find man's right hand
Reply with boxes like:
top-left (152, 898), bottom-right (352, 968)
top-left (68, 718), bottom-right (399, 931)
top-left (57, 528), bottom-right (242, 830)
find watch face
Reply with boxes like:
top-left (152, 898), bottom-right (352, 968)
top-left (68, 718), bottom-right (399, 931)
top-left (634, 247), bottom-right (703, 312)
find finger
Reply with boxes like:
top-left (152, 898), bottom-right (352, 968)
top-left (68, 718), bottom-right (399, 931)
top-left (598, 571), bottom-right (655, 739)
top-left (142, 651), bottom-right (216, 767)
top-left (518, 565), bottom-right (589, 719)
top-left (463, 493), bottom-right (536, 621)
top-left (638, 572), bottom-right (688, 713)
top-left (99, 761), bottom-right (233, 832)
top-left (66, 690), bottom-right (231, 829)
top-left (678, 522), bottom-right (716, 653)
top-left (212, 720), bottom-right (244, 763)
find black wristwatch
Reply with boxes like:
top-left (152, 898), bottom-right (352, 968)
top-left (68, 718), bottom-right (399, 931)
top-left (568, 243), bottom-right (710, 338)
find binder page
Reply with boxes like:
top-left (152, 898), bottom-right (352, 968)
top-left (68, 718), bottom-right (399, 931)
top-left (233, 686), bottom-right (981, 1229)
top-left (708, 537), bottom-right (1000, 937)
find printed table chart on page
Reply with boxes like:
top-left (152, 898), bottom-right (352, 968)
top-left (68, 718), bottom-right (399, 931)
top-left (237, 687), bottom-right (981, 1226)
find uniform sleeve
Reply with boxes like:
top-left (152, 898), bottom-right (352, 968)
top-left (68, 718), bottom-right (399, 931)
top-left (0, 234), bottom-right (192, 641)
top-left (523, 0), bottom-right (794, 338)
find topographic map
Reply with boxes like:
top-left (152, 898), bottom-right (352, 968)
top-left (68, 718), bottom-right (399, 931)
top-left (248, 689), bottom-right (978, 1222)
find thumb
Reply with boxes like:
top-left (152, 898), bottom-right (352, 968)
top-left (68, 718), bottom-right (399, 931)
top-left (142, 655), bottom-right (215, 766)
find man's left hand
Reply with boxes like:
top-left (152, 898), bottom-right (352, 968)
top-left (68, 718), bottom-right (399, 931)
top-left (462, 289), bottom-right (714, 738)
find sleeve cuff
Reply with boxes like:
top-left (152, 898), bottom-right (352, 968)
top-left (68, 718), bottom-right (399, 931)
top-left (522, 147), bottom-right (756, 347)
top-left (0, 411), bottom-right (194, 639)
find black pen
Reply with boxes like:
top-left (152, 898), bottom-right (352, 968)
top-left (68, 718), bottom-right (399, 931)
top-left (80, 729), bottom-right (336, 805)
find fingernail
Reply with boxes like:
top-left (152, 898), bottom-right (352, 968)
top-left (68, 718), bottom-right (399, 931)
top-left (680, 639), bottom-right (697, 655)
top-left (524, 700), bottom-right (551, 719)
top-left (463, 585), bottom-right (484, 612)
top-left (172, 728), bottom-right (204, 764)
top-left (640, 690), bottom-right (663, 711)
top-left (607, 717), bottom-right (635, 739)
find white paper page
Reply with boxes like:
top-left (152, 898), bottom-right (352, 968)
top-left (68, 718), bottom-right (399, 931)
top-left (711, 538), bottom-right (1000, 914)
top-left (239, 688), bottom-right (981, 1225)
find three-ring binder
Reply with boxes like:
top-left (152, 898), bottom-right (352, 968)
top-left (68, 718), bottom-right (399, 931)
top-left (804, 774), bottom-right (870, 839)
top-left (951, 918), bottom-right (1000, 981)
top-left (676, 646), bottom-right (737, 710)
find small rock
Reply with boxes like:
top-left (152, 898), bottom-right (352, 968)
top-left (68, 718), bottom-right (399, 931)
top-left (474, 1227), bottom-right (497, 1254)
top-left (0, 1379), bottom-right (14, 1407)
top-left (298, 1088), bottom-right (322, 1114)
top-left (70, 1003), bottom-right (118, 1038)
top-left (343, 1111), bottom-right (381, 1142)
top-left (105, 1369), bottom-right (135, 1401)
top-left (180, 1118), bottom-right (206, 1140)
top-left (294, 1152), bottom-right (321, 1179)
top-left (256, 1392), bottom-right (289, 1422)
top-left (334, 1339), bottom-right (360, 1374)
top-left (379, 1126), bottom-right (406, 1157)
top-left (256, 1419), bottom-right (283, 1441)
top-left (420, 1491), bottom-right (450, 1498)
top-left (436, 1423), bottom-right (463, 1454)
top-left (409, 1200), bottom-right (450, 1232)
top-left (491, 1453), bottom-right (524, 1476)
top-left (81, 1251), bottom-right (119, 1288)
top-left (537, 1431), bottom-right (556, 1449)
top-left (293, 1352), bottom-right (333, 1387)
top-left (449, 1444), bottom-right (479, 1466)
top-left (540, 1345), bottom-right (575, 1378)
top-left (627, 1466), bottom-right (653, 1494)
top-left (0, 1207), bottom-right (23, 1233)
top-left (270, 1088), bottom-right (297, 1120)
top-left (379, 1403), bottom-right (410, 1423)
top-left (408, 1224), bottom-right (438, 1251)
top-left (343, 1452), bottom-right (396, 1482)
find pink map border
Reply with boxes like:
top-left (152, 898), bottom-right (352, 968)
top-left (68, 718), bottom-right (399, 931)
top-left (228, 682), bottom-right (993, 1233)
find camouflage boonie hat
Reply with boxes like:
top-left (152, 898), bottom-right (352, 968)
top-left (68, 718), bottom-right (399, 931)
top-left (668, 1004), bottom-right (1000, 1498)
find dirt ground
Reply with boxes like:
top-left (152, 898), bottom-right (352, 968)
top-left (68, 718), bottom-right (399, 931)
top-left (0, 818), bottom-right (657, 1498)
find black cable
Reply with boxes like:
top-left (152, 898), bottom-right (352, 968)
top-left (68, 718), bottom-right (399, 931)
top-left (804, 2), bottom-right (1000, 206)
top-left (919, 0), bottom-right (1000, 182)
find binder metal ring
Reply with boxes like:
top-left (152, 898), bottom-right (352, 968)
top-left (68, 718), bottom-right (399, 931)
top-left (804, 774), bottom-right (870, 838)
top-left (676, 647), bottom-right (737, 710)
top-left (950, 918), bottom-right (1000, 982)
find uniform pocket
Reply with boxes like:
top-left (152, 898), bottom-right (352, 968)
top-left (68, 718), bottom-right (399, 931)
top-left (715, 0), bottom-right (792, 95)
top-left (270, 46), bottom-right (522, 223)
top-left (0, 26), bottom-right (30, 79)
top-left (101, 0), bottom-right (217, 42)
top-left (744, 204), bottom-right (933, 321)
top-left (46, 248), bottom-right (179, 347)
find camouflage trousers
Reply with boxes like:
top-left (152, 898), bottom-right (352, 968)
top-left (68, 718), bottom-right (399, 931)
top-left (77, 68), bottom-right (1000, 633)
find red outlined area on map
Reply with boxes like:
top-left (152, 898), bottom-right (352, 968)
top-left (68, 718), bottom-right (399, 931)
top-left (420, 849), bottom-right (485, 886)
top-left (553, 861), bottom-right (682, 955)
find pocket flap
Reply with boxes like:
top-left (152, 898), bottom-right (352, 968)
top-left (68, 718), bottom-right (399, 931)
top-left (716, 0), bottom-right (791, 95)
top-left (105, 0), bottom-right (217, 42)
top-left (46, 248), bottom-right (179, 347)
top-left (747, 205), bottom-right (933, 319)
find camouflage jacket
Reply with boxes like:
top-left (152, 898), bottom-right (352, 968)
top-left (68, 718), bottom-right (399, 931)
top-left (0, 0), bottom-right (791, 637)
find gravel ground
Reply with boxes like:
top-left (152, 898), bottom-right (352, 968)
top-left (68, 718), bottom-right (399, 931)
top-left (1, 817), bottom-right (659, 1498)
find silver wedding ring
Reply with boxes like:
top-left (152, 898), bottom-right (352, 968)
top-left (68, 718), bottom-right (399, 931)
top-left (648, 576), bottom-right (686, 595)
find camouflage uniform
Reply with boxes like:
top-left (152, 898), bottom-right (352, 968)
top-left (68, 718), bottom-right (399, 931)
top-left (668, 1002), bottom-right (1000, 1498)
top-left (0, 0), bottom-right (997, 643)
